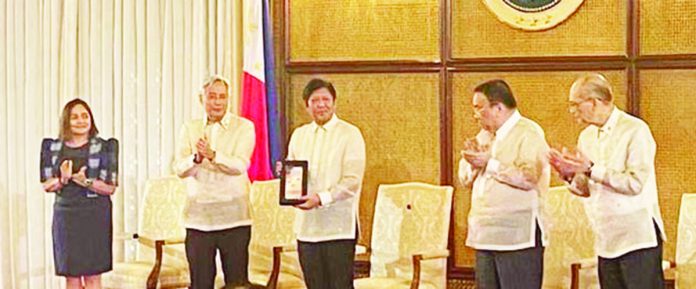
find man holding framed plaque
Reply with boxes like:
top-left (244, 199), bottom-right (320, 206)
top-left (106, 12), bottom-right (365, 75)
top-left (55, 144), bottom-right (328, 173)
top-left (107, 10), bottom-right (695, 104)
top-left (280, 160), bottom-right (308, 205)
top-left (285, 78), bottom-right (366, 289)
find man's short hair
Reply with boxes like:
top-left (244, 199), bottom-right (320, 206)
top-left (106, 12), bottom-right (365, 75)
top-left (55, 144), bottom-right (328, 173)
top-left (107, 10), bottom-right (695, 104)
top-left (302, 78), bottom-right (336, 105)
top-left (473, 79), bottom-right (517, 109)
top-left (570, 73), bottom-right (614, 103)
top-left (199, 75), bottom-right (231, 100)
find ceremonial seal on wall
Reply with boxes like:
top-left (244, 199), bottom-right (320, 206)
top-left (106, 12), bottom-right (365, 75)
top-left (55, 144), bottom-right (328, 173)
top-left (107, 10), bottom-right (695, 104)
top-left (483, 0), bottom-right (584, 31)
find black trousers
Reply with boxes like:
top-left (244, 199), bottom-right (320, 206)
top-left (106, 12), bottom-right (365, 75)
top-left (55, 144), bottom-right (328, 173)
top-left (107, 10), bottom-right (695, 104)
top-left (185, 226), bottom-right (251, 289)
top-left (475, 224), bottom-right (545, 289)
top-left (298, 239), bottom-right (356, 289)
top-left (598, 223), bottom-right (664, 289)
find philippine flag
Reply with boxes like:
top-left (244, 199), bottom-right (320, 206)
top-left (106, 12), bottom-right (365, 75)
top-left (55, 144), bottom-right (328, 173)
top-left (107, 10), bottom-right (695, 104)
top-left (241, 0), bottom-right (282, 181)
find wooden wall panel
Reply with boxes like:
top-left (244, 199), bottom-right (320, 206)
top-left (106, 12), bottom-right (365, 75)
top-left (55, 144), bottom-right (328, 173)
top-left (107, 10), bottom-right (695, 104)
top-left (639, 69), bottom-right (696, 260)
top-left (451, 0), bottom-right (626, 58)
top-left (278, 0), bottom-right (696, 275)
top-left (287, 73), bottom-right (442, 245)
top-left (450, 70), bottom-right (627, 267)
top-left (640, 1), bottom-right (696, 55)
top-left (289, 0), bottom-right (440, 62)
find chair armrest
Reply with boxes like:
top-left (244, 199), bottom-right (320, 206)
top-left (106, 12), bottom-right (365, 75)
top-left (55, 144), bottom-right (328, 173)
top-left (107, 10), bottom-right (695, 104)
top-left (134, 234), bottom-right (157, 248)
top-left (577, 258), bottom-right (598, 269)
top-left (133, 234), bottom-right (184, 248)
top-left (410, 249), bottom-right (449, 289)
top-left (355, 244), bottom-right (369, 255)
top-left (114, 232), bottom-right (138, 241)
top-left (570, 258), bottom-right (597, 289)
top-left (662, 260), bottom-right (676, 271)
top-left (415, 249), bottom-right (449, 260)
top-left (354, 245), bottom-right (372, 278)
top-left (163, 237), bottom-right (185, 245)
top-left (267, 244), bottom-right (298, 289)
top-left (275, 244), bottom-right (298, 253)
top-left (355, 244), bottom-right (371, 261)
top-left (131, 234), bottom-right (185, 289)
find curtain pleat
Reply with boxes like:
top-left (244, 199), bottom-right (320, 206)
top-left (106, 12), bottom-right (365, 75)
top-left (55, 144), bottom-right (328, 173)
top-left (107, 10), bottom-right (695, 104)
top-left (0, 1), bottom-right (243, 287)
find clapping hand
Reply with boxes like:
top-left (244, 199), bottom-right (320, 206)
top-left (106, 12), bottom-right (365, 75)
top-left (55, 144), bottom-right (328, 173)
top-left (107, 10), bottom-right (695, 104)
top-left (71, 166), bottom-right (88, 187)
top-left (549, 147), bottom-right (591, 181)
top-left (196, 137), bottom-right (215, 161)
top-left (461, 138), bottom-right (491, 169)
top-left (42, 178), bottom-right (63, 192)
top-left (563, 148), bottom-right (592, 173)
top-left (59, 160), bottom-right (73, 185)
top-left (495, 169), bottom-right (535, 191)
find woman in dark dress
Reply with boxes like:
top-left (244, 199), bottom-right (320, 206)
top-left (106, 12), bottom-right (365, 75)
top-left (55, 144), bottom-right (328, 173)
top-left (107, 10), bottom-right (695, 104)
top-left (40, 99), bottom-right (118, 289)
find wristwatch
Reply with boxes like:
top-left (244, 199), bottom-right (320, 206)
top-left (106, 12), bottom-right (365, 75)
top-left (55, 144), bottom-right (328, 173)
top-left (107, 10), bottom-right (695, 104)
top-left (193, 154), bottom-right (203, 164)
top-left (84, 178), bottom-right (94, 188)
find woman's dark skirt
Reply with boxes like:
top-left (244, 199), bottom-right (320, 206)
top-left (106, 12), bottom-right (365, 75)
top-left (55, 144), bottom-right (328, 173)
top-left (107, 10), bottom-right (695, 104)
top-left (52, 197), bottom-right (112, 277)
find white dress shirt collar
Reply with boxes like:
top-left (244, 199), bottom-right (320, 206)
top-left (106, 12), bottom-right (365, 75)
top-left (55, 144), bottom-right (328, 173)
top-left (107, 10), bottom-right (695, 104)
top-left (495, 110), bottom-right (521, 140)
top-left (310, 114), bottom-right (340, 132)
top-left (596, 106), bottom-right (620, 135)
top-left (205, 111), bottom-right (233, 130)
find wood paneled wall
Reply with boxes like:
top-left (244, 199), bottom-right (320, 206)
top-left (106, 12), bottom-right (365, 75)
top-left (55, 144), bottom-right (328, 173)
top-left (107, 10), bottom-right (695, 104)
top-left (272, 0), bottom-right (696, 275)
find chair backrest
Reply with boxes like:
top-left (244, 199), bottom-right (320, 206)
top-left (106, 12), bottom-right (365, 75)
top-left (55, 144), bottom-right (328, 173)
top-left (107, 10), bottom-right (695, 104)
top-left (247, 179), bottom-right (303, 284)
top-left (136, 176), bottom-right (188, 263)
top-left (676, 193), bottom-right (696, 288)
top-left (369, 182), bottom-right (453, 289)
top-left (543, 186), bottom-right (598, 289)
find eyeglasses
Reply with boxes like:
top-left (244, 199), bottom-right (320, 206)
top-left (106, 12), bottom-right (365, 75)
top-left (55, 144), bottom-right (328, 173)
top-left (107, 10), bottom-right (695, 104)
top-left (568, 98), bottom-right (593, 113)
top-left (568, 98), bottom-right (592, 107)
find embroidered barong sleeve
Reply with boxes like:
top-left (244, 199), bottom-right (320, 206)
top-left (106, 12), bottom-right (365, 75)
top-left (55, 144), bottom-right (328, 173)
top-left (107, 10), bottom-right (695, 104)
top-left (586, 126), bottom-right (655, 196)
top-left (213, 122), bottom-right (255, 176)
top-left (173, 123), bottom-right (199, 178)
top-left (318, 130), bottom-right (366, 206)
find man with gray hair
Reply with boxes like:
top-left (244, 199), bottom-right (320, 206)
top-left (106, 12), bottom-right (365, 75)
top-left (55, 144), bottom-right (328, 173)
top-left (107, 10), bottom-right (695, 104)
top-left (173, 75), bottom-right (255, 289)
top-left (549, 73), bottom-right (666, 288)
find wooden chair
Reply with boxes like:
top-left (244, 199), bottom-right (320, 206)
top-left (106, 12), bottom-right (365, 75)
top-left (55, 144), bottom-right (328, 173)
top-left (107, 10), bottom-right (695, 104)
top-left (673, 193), bottom-right (696, 288)
top-left (248, 179), bottom-right (305, 289)
top-left (103, 176), bottom-right (189, 289)
top-left (568, 191), bottom-right (682, 289)
top-left (352, 182), bottom-right (453, 289)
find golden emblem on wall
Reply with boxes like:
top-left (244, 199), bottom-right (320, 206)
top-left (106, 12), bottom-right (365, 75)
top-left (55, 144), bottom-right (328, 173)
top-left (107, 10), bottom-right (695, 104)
top-left (483, 0), bottom-right (585, 31)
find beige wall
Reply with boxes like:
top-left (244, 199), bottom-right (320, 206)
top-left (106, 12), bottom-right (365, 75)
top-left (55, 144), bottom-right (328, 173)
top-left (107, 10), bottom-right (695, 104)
top-left (276, 0), bottom-right (696, 268)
